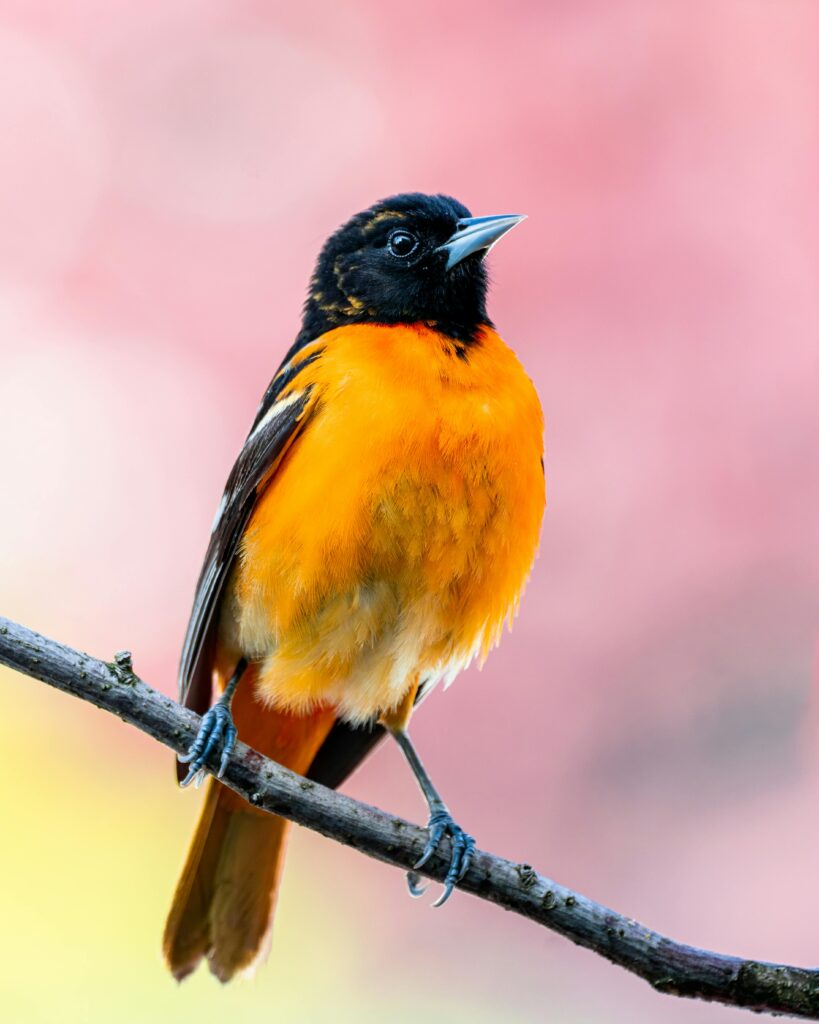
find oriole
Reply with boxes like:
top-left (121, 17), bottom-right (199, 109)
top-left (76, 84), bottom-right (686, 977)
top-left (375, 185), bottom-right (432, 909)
top-left (163, 193), bottom-right (545, 981)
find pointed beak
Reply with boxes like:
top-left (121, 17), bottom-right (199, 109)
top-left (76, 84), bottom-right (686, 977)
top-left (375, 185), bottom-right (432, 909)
top-left (437, 214), bottom-right (526, 271)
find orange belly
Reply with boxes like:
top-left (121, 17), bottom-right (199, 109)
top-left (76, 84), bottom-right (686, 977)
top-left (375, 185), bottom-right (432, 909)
top-left (224, 322), bottom-right (545, 724)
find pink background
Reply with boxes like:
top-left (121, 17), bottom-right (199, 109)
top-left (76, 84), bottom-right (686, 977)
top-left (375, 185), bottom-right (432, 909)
top-left (1, 2), bottom-right (818, 1021)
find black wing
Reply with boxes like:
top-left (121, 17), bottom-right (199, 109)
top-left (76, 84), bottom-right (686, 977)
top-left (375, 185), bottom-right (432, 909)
top-left (307, 721), bottom-right (387, 789)
top-left (177, 382), bottom-right (314, 718)
top-left (306, 678), bottom-right (431, 789)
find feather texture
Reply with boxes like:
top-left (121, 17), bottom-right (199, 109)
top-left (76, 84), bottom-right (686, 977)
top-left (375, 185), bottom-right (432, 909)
top-left (177, 356), bottom-right (319, 732)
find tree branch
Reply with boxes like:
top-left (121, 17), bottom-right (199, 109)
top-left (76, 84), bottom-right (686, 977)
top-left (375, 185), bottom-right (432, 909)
top-left (0, 615), bottom-right (816, 1018)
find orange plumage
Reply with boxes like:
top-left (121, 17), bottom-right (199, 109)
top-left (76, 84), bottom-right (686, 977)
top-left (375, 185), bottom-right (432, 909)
top-left (164, 195), bottom-right (545, 981)
top-left (229, 323), bottom-right (544, 723)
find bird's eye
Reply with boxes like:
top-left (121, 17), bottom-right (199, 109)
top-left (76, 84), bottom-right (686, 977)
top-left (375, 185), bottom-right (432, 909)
top-left (387, 230), bottom-right (419, 259)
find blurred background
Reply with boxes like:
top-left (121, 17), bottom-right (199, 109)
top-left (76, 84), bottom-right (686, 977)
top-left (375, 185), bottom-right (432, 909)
top-left (1, 1), bottom-right (818, 1021)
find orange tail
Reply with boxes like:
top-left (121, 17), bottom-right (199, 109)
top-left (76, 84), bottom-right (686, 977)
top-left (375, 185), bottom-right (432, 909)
top-left (163, 666), bottom-right (335, 982)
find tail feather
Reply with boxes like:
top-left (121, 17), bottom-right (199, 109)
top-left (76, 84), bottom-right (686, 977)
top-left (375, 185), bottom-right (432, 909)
top-left (207, 807), bottom-right (290, 981)
top-left (164, 670), bottom-right (335, 982)
top-left (163, 782), bottom-right (289, 981)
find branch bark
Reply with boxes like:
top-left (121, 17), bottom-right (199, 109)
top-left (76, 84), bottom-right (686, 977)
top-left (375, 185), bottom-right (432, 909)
top-left (0, 614), bottom-right (816, 1018)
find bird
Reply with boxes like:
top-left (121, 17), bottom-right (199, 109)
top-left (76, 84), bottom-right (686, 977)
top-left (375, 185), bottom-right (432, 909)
top-left (163, 192), bottom-right (545, 982)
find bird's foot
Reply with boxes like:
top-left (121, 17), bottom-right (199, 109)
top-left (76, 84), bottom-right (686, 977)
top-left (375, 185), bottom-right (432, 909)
top-left (178, 700), bottom-right (237, 787)
top-left (407, 808), bottom-right (475, 907)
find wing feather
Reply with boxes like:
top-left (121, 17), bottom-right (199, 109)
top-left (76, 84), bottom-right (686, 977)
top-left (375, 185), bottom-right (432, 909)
top-left (177, 381), bottom-right (315, 714)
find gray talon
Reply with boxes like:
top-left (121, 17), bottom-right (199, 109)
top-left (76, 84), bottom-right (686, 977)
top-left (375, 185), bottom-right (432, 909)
top-left (410, 808), bottom-right (474, 907)
top-left (218, 725), bottom-right (237, 778)
top-left (178, 701), bottom-right (237, 785)
top-left (406, 871), bottom-right (429, 898)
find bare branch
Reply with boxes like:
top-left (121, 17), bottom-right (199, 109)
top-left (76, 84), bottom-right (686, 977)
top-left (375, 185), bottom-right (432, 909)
top-left (0, 614), bottom-right (816, 1018)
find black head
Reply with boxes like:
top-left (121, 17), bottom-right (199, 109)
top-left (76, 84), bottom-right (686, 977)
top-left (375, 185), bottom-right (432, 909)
top-left (296, 193), bottom-right (524, 351)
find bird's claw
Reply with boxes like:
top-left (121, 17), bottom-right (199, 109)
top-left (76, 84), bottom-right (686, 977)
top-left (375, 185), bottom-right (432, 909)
top-left (408, 808), bottom-right (475, 907)
top-left (406, 871), bottom-right (429, 898)
top-left (178, 701), bottom-right (237, 787)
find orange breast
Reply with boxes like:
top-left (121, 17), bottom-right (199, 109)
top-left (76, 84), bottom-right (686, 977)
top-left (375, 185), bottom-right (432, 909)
top-left (230, 322), bottom-right (545, 724)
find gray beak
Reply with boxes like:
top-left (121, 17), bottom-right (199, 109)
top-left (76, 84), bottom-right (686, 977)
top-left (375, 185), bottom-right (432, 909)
top-left (437, 214), bottom-right (526, 271)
